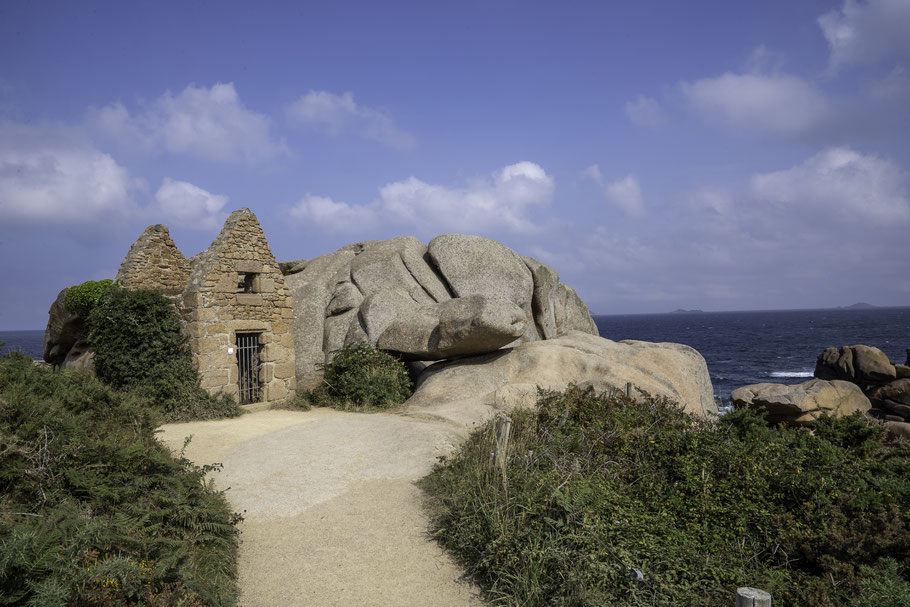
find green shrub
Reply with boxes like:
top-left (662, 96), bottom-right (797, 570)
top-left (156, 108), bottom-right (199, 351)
top-left (88, 288), bottom-right (240, 422)
top-left (0, 351), bottom-right (240, 606)
top-left (303, 344), bottom-right (413, 411)
top-left (420, 386), bottom-right (910, 607)
top-left (64, 279), bottom-right (119, 317)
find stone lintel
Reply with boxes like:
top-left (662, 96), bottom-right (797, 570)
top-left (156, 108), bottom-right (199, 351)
top-left (234, 260), bottom-right (264, 273)
top-left (231, 320), bottom-right (269, 333)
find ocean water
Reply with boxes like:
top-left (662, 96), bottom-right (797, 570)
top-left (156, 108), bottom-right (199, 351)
top-left (0, 330), bottom-right (45, 359)
top-left (594, 307), bottom-right (910, 405)
top-left (5, 307), bottom-right (910, 405)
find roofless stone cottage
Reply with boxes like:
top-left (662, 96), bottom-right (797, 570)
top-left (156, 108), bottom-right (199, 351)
top-left (116, 208), bottom-right (295, 406)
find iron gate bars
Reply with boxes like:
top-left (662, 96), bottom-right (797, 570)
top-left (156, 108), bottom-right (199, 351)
top-left (236, 332), bottom-right (261, 404)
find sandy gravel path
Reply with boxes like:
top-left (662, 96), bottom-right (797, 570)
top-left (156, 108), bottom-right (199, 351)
top-left (157, 408), bottom-right (485, 607)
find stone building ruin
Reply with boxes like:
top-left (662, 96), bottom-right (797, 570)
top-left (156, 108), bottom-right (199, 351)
top-left (116, 208), bottom-right (295, 406)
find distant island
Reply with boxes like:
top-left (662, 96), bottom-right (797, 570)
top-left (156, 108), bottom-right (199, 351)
top-left (671, 309), bottom-right (705, 314)
top-left (838, 302), bottom-right (878, 309)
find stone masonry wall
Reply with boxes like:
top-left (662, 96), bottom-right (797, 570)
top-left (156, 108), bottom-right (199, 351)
top-left (181, 209), bottom-right (295, 404)
top-left (116, 225), bottom-right (191, 295)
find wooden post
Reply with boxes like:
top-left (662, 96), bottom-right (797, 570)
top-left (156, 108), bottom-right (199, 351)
top-left (493, 415), bottom-right (512, 472)
top-left (625, 382), bottom-right (632, 399)
top-left (735, 587), bottom-right (771, 607)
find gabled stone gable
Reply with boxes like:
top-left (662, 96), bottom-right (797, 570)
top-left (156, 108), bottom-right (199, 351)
top-left (180, 208), bottom-right (295, 404)
top-left (115, 225), bottom-right (190, 295)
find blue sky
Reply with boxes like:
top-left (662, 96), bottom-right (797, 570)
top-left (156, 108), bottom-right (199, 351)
top-left (1, 0), bottom-right (909, 329)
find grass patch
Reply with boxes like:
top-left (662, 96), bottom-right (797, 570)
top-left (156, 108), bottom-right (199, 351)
top-left (0, 352), bottom-right (241, 606)
top-left (420, 386), bottom-right (910, 607)
top-left (300, 344), bottom-right (413, 412)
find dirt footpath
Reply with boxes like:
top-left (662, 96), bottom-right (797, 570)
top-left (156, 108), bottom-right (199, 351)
top-left (157, 408), bottom-right (485, 607)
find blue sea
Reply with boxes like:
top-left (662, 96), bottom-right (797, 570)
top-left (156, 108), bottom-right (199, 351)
top-left (0, 330), bottom-right (45, 360)
top-left (594, 307), bottom-right (910, 405)
top-left (4, 307), bottom-right (910, 404)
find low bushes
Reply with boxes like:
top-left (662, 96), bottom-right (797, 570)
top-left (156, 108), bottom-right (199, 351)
top-left (420, 386), bottom-right (910, 606)
top-left (302, 344), bottom-right (413, 411)
top-left (0, 351), bottom-right (240, 606)
top-left (64, 279), bottom-right (119, 318)
top-left (88, 288), bottom-right (240, 423)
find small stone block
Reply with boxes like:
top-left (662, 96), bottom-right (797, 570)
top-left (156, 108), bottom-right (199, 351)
top-left (735, 587), bottom-right (772, 607)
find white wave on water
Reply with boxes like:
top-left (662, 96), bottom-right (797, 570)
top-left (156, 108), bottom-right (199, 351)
top-left (769, 371), bottom-right (814, 378)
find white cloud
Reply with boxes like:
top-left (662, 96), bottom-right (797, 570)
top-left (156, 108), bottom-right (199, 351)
top-left (292, 161), bottom-right (554, 234)
top-left (819, 0), bottom-right (910, 71)
top-left (286, 90), bottom-right (416, 150)
top-left (150, 178), bottom-right (229, 230)
top-left (88, 82), bottom-right (285, 164)
top-left (584, 165), bottom-right (645, 216)
top-left (582, 164), bottom-right (603, 183)
top-left (751, 146), bottom-right (910, 224)
top-left (680, 72), bottom-right (830, 135)
top-left (379, 161), bottom-right (554, 233)
top-left (0, 122), bottom-right (137, 225)
top-left (869, 65), bottom-right (910, 100)
top-left (289, 193), bottom-right (377, 233)
top-left (604, 175), bottom-right (645, 216)
top-left (624, 95), bottom-right (667, 128)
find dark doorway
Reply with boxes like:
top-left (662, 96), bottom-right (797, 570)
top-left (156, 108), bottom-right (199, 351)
top-left (236, 332), bottom-right (261, 404)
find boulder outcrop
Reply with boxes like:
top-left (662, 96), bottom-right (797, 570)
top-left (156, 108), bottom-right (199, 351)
top-left (376, 294), bottom-right (527, 360)
top-left (43, 287), bottom-right (88, 368)
top-left (813, 344), bottom-right (910, 424)
top-left (885, 421), bottom-right (910, 441)
top-left (404, 331), bottom-right (717, 424)
top-left (731, 379), bottom-right (871, 426)
top-left (284, 235), bottom-right (599, 389)
top-left (815, 345), bottom-right (896, 386)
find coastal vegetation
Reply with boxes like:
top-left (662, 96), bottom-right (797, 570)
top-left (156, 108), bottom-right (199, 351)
top-left (87, 287), bottom-right (240, 423)
top-left (64, 280), bottom-right (119, 318)
top-left (420, 386), bottom-right (910, 606)
top-left (0, 351), bottom-right (240, 606)
top-left (300, 344), bottom-right (413, 411)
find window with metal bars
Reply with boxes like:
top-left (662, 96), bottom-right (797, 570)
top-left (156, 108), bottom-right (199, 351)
top-left (236, 332), bottom-right (261, 404)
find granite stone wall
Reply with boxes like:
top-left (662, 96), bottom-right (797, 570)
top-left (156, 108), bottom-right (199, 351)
top-left (116, 225), bottom-right (191, 296)
top-left (181, 209), bottom-right (295, 404)
top-left (116, 210), bottom-right (295, 406)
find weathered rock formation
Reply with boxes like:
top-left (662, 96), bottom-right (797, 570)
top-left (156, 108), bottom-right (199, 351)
top-left (867, 379), bottom-right (910, 421)
top-left (405, 331), bottom-right (717, 424)
top-left (284, 235), bottom-right (599, 389)
top-left (731, 379), bottom-right (871, 426)
top-left (42, 288), bottom-right (90, 369)
top-left (815, 345), bottom-right (897, 386)
top-left (812, 344), bottom-right (910, 429)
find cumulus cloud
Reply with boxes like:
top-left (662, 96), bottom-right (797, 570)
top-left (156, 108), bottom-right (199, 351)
top-left (88, 82), bottom-right (285, 164)
top-left (0, 122), bottom-right (137, 225)
top-left (680, 72), bottom-right (830, 135)
top-left (624, 95), bottom-right (667, 128)
top-left (583, 164), bottom-right (645, 216)
top-left (603, 175), bottom-right (645, 216)
top-left (819, 0), bottom-right (910, 71)
top-left (751, 146), bottom-right (910, 224)
top-left (568, 147), bottom-right (910, 311)
top-left (291, 161), bottom-right (554, 234)
top-left (286, 90), bottom-right (416, 150)
top-left (289, 194), bottom-right (377, 234)
top-left (150, 178), bottom-right (229, 230)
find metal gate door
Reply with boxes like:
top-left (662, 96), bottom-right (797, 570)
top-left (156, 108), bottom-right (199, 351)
top-left (236, 332), bottom-right (261, 404)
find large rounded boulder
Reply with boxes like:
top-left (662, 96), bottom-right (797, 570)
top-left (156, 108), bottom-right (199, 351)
top-left (404, 331), bottom-right (717, 426)
top-left (284, 235), bottom-right (599, 389)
